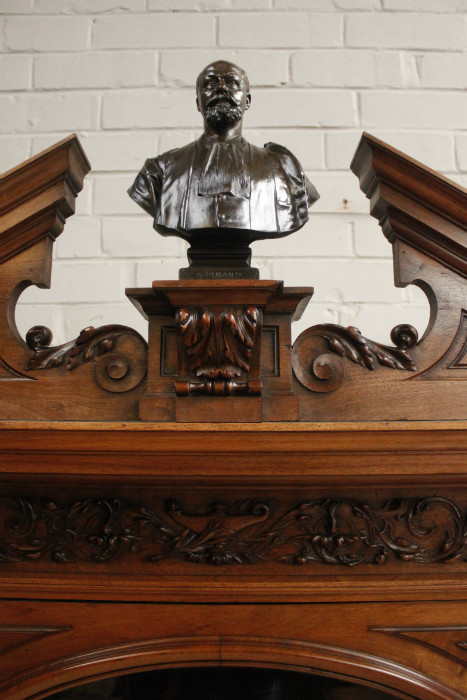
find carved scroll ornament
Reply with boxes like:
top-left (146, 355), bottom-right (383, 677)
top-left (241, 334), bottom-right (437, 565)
top-left (0, 132), bottom-right (466, 421)
top-left (26, 324), bottom-right (147, 393)
top-left (0, 495), bottom-right (464, 567)
top-left (292, 323), bottom-right (418, 393)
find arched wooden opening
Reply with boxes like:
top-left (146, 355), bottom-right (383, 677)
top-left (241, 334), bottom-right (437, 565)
top-left (8, 636), bottom-right (463, 700)
top-left (46, 667), bottom-right (400, 699)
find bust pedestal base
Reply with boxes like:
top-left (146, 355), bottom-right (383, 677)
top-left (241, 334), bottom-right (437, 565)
top-left (179, 245), bottom-right (259, 279)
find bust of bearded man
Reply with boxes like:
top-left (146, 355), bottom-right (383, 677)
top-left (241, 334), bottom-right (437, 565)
top-left (128, 60), bottom-right (319, 277)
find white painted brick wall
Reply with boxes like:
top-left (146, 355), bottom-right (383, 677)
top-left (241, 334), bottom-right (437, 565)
top-left (34, 51), bottom-right (158, 89)
top-left (1, 1), bottom-right (465, 349)
top-left (4, 16), bottom-right (91, 51)
top-left (345, 13), bottom-right (466, 50)
top-left (218, 13), bottom-right (343, 48)
top-left (93, 14), bottom-right (216, 49)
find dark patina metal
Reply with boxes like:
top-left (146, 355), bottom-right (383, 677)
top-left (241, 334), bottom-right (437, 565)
top-left (128, 60), bottom-right (319, 279)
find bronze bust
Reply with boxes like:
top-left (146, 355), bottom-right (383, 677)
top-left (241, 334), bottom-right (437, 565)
top-left (128, 60), bottom-right (319, 278)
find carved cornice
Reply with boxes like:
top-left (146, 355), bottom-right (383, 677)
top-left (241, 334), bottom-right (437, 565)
top-left (0, 134), bottom-right (90, 263)
top-left (0, 495), bottom-right (464, 567)
top-left (152, 279), bottom-right (283, 307)
top-left (351, 132), bottom-right (467, 278)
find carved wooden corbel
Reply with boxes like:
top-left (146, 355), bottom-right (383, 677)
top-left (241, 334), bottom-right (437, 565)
top-left (127, 280), bottom-right (312, 421)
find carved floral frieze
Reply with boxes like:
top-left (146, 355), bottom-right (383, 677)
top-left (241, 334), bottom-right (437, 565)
top-left (0, 495), bottom-right (464, 568)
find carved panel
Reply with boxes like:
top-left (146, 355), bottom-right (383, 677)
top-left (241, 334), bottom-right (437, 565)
top-left (261, 326), bottom-right (279, 376)
top-left (160, 327), bottom-right (178, 376)
top-left (371, 625), bottom-right (467, 668)
top-left (0, 625), bottom-right (70, 655)
top-left (0, 495), bottom-right (464, 567)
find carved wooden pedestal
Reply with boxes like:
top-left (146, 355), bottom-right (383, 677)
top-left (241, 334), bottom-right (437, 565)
top-left (128, 280), bottom-right (312, 422)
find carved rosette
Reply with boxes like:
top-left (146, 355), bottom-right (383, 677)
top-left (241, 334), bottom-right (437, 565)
top-left (292, 323), bottom-right (418, 393)
top-left (0, 495), bottom-right (464, 567)
top-left (26, 324), bottom-right (148, 393)
top-left (175, 305), bottom-right (261, 396)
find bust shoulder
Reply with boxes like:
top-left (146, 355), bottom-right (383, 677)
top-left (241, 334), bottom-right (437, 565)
top-left (262, 141), bottom-right (304, 170)
top-left (156, 141), bottom-right (199, 172)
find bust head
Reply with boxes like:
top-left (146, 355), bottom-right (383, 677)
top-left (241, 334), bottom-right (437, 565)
top-left (196, 60), bottom-right (251, 135)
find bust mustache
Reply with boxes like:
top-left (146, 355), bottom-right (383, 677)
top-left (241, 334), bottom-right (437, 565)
top-left (203, 94), bottom-right (243, 130)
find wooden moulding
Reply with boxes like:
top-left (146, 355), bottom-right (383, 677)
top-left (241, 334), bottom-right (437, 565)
top-left (350, 132), bottom-right (466, 277)
top-left (0, 600), bottom-right (466, 700)
top-left (0, 136), bottom-right (148, 420)
top-left (0, 135), bottom-right (92, 389)
top-left (0, 420), bottom-right (466, 699)
top-left (0, 135), bottom-right (466, 700)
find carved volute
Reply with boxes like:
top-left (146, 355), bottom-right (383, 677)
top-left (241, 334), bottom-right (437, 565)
top-left (291, 133), bottom-right (466, 420)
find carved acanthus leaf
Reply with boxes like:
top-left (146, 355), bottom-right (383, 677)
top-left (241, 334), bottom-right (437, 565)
top-left (222, 306), bottom-right (259, 375)
top-left (177, 307), bottom-right (215, 376)
top-left (318, 324), bottom-right (418, 371)
top-left (0, 495), bottom-right (464, 568)
top-left (177, 305), bottom-right (260, 381)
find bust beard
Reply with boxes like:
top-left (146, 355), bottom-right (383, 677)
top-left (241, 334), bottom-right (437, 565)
top-left (203, 100), bottom-right (243, 130)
